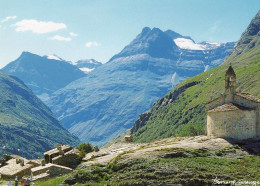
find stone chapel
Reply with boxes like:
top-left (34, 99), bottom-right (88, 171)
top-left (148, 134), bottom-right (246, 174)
top-left (206, 66), bottom-right (260, 140)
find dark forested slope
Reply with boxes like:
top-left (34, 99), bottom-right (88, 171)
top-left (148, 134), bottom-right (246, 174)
top-left (0, 71), bottom-right (80, 158)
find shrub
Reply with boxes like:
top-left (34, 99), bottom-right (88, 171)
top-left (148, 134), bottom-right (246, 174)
top-left (177, 123), bottom-right (204, 137)
top-left (77, 142), bottom-right (94, 158)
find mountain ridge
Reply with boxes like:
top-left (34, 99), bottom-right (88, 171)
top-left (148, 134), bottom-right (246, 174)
top-left (2, 52), bottom-right (86, 100)
top-left (109, 27), bottom-right (179, 61)
top-left (46, 27), bottom-right (235, 146)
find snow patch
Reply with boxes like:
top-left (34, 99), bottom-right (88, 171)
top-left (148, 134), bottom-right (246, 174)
top-left (174, 38), bottom-right (221, 50)
top-left (70, 61), bottom-right (77, 65)
top-left (47, 55), bottom-right (61, 61)
top-left (174, 38), bottom-right (206, 50)
top-left (206, 42), bottom-right (221, 47)
top-left (74, 59), bottom-right (100, 66)
top-left (79, 67), bottom-right (95, 74)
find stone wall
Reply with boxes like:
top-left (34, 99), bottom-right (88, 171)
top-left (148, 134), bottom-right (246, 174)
top-left (207, 109), bottom-right (257, 140)
top-left (31, 166), bottom-right (49, 177)
top-left (49, 165), bottom-right (72, 177)
top-left (52, 154), bottom-right (79, 169)
top-left (234, 95), bottom-right (260, 138)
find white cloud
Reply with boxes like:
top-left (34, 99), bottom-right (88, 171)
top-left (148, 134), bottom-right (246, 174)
top-left (85, 41), bottom-right (100, 47)
top-left (70, 32), bottom-right (78, 37)
top-left (1, 16), bottom-right (17, 23)
top-left (49, 35), bottom-right (71, 42)
top-left (13, 19), bottom-right (67, 34)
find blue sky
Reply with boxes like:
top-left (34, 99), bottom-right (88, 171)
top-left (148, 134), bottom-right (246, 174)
top-left (0, 0), bottom-right (259, 68)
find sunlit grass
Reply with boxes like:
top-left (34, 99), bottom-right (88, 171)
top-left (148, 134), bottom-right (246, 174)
top-left (34, 176), bottom-right (67, 186)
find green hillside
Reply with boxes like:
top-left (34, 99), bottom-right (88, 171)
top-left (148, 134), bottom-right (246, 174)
top-left (0, 71), bottom-right (80, 158)
top-left (131, 11), bottom-right (260, 143)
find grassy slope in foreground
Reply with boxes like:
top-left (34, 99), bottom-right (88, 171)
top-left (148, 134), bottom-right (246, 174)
top-left (56, 137), bottom-right (260, 185)
top-left (131, 45), bottom-right (260, 143)
top-left (38, 154), bottom-right (260, 185)
top-left (74, 155), bottom-right (260, 185)
top-left (0, 71), bottom-right (80, 158)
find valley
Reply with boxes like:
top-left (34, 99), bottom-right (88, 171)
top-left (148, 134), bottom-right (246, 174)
top-left (45, 28), bottom-right (234, 146)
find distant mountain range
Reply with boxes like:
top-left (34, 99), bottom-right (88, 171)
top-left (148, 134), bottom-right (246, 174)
top-left (45, 27), bottom-right (235, 146)
top-left (0, 71), bottom-right (80, 159)
top-left (1, 52), bottom-right (102, 100)
top-left (131, 11), bottom-right (260, 143)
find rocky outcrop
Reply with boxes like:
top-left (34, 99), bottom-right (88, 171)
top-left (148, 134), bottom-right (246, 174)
top-left (229, 10), bottom-right (260, 55)
top-left (60, 136), bottom-right (259, 185)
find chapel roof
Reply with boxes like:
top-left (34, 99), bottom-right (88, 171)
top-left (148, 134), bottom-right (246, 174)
top-left (236, 93), bottom-right (260, 103)
top-left (208, 103), bottom-right (254, 113)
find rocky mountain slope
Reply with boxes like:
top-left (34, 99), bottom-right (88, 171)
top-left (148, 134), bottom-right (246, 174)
top-left (131, 11), bottom-right (260, 143)
top-left (46, 27), bottom-right (235, 146)
top-left (0, 71), bottom-right (80, 159)
top-left (1, 52), bottom-right (86, 100)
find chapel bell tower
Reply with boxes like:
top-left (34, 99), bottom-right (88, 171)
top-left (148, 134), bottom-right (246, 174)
top-left (225, 66), bottom-right (236, 94)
